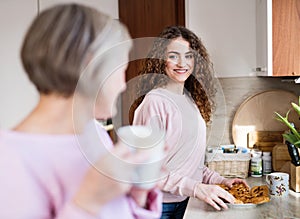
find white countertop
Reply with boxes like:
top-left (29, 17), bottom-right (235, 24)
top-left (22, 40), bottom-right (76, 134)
top-left (184, 176), bottom-right (300, 219)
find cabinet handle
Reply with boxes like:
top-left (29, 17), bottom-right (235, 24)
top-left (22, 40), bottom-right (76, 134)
top-left (255, 67), bottom-right (267, 72)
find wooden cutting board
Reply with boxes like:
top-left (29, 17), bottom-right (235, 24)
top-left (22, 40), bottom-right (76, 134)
top-left (232, 90), bottom-right (300, 148)
top-left (247, 131), bottom-right (284, 152)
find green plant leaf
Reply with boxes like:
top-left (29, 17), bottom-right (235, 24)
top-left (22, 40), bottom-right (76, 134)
top-left (275, 97), bottom-right (300, 146)
top-left (275, 111), bottom-right (300, 140)
top-left (275, 111), bottom-right (289, 124)
top-left (282, 133), bottom-right (299, 144)
top-left (292, 102), bottom-right (300, 117)
top-left (275, 111), bottom-right (291, 128)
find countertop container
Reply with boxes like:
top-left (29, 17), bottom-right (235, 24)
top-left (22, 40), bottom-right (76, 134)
top-left (206, 152), bottom-right (251, 178)
top-left (291, 163), bottom-right (300, 192)
top-left (272, 143), bottom-right (291, 173)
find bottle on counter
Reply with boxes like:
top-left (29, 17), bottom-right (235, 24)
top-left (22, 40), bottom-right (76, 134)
top-left (250, 149), bottom-right (262, 177)
top-left (262, 151), bottom-right (272, 175)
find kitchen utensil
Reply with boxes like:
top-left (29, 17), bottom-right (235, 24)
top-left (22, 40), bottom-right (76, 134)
top-left (227, 203), bottom-right (257, 208)
top-left (247, 131), bottom-right (283, 152)
top-left (232, 90), bottom-right (300, 148)
top-left (285, 141), bottom-right (300, 166)
top-left (227, 202), bottom-right (269, 209)
top-left (290, 163), bottom-right (300, 192)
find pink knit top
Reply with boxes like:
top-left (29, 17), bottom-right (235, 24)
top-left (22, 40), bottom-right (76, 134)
top-left (0, 122), bottom-right (161, 219)
top-left (133, 88), bottom-right (225, 203)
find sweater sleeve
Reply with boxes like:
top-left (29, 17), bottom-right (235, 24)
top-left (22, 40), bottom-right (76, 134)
top-left (0, 132), bottom-right (162, 219)
top-left (165, 166), bottom-right (225, 198)
top-left (57, 190), bottom-right (162, 219)
top-left (202, 165), bottom-right (226, 184)
top-left (127, 188), bottom-right (162, 219)
top-left (57, 125), bottom-right (163, 219)
top-left (158, 171), bottom-right (199, 198)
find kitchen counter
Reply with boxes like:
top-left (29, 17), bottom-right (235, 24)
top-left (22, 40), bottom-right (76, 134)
top-left (184, 176), bottom-right (300, 219)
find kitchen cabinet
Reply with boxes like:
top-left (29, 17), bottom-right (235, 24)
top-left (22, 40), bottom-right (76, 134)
top-left (0, 0), bottom-right (39, 129)
top-left (256, 0), bottom-right (300, 76)
top-left (186, 0), bottom-right (257, 78)
top-left (119, 0), bottom-right (185, 125)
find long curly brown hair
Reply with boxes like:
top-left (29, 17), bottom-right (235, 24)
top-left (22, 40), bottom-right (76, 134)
top-left (129, 26), bottom-right (216, 124)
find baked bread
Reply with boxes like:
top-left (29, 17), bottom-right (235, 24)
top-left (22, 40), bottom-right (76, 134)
top-left (250, 185), bottom-right (269, 197)
top-left (218, 183), bottom-right (270, 204)
top-left (250, 185), bottom-right (270, 204)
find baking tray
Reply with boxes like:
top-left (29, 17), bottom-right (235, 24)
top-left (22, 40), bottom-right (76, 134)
top-left (227, 199), bottom-right (270, 209)
top-left (227, 203), bottom-right (257, 208)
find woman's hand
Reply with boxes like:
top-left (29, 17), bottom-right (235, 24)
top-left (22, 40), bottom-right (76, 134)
top-left (221, 178), bottom-right (249, 189)
top-left (129, 187), bottom-right (150, 208)
top-left (194, 183), bottom-right (235, 210)
top-left (73, 142), bottom-right (150, 215)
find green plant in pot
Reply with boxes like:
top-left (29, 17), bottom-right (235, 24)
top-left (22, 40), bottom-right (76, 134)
top-left (275, 97), bottom-right (300, 166)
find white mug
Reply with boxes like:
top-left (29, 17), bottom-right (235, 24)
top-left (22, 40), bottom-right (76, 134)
top-left (266, 172), bottom-right (289, 197)
top-left (117, 125), bottom-right (165, 189)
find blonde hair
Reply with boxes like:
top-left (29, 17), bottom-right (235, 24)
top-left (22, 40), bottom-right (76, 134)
top-left (21, 4), bottom-right (131, 97)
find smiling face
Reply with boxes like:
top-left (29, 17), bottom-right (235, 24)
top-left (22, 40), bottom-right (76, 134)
top-left (165, 37), bottom-right (194, 84)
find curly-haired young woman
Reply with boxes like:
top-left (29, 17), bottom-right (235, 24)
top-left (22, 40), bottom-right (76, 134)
top-left (130, 26), bottom-right (246, 219)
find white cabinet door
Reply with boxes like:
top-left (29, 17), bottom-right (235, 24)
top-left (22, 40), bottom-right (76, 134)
top-left (0, 0), bottom-right (39, 129)
top-left (39, 0), bottom-right (119, 19)
top-left (256, 0), bottom-right (272, 76)
top-left (256, 0), bottom-right (300, 77)
top-left (186, 0), bottom-right (257, 78)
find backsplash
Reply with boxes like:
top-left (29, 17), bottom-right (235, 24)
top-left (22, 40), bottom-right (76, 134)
top-left (208, 77), bottom-right (300, 146)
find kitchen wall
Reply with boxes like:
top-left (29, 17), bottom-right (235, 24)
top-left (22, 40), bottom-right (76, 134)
top-left (210, 77), bottom-right (300, 146)
top-left (186, 0), bottom-right (300, 146)
top-left (1, 0), bottom-right (299, 145)
top-left (0, 0), bottom-right (118, 129)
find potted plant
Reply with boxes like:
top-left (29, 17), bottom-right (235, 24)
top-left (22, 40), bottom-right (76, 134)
top-left (275, 97), bottom-right (300, 166)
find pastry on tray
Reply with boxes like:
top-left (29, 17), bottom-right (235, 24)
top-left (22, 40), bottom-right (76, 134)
top-left (217, 183), bottom-right (270, 205)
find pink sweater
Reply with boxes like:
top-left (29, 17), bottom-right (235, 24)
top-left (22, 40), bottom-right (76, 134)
top-left (133, 88), bottom-right (225, 203)
top-left (0, 122), bottom-right (161, 219)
